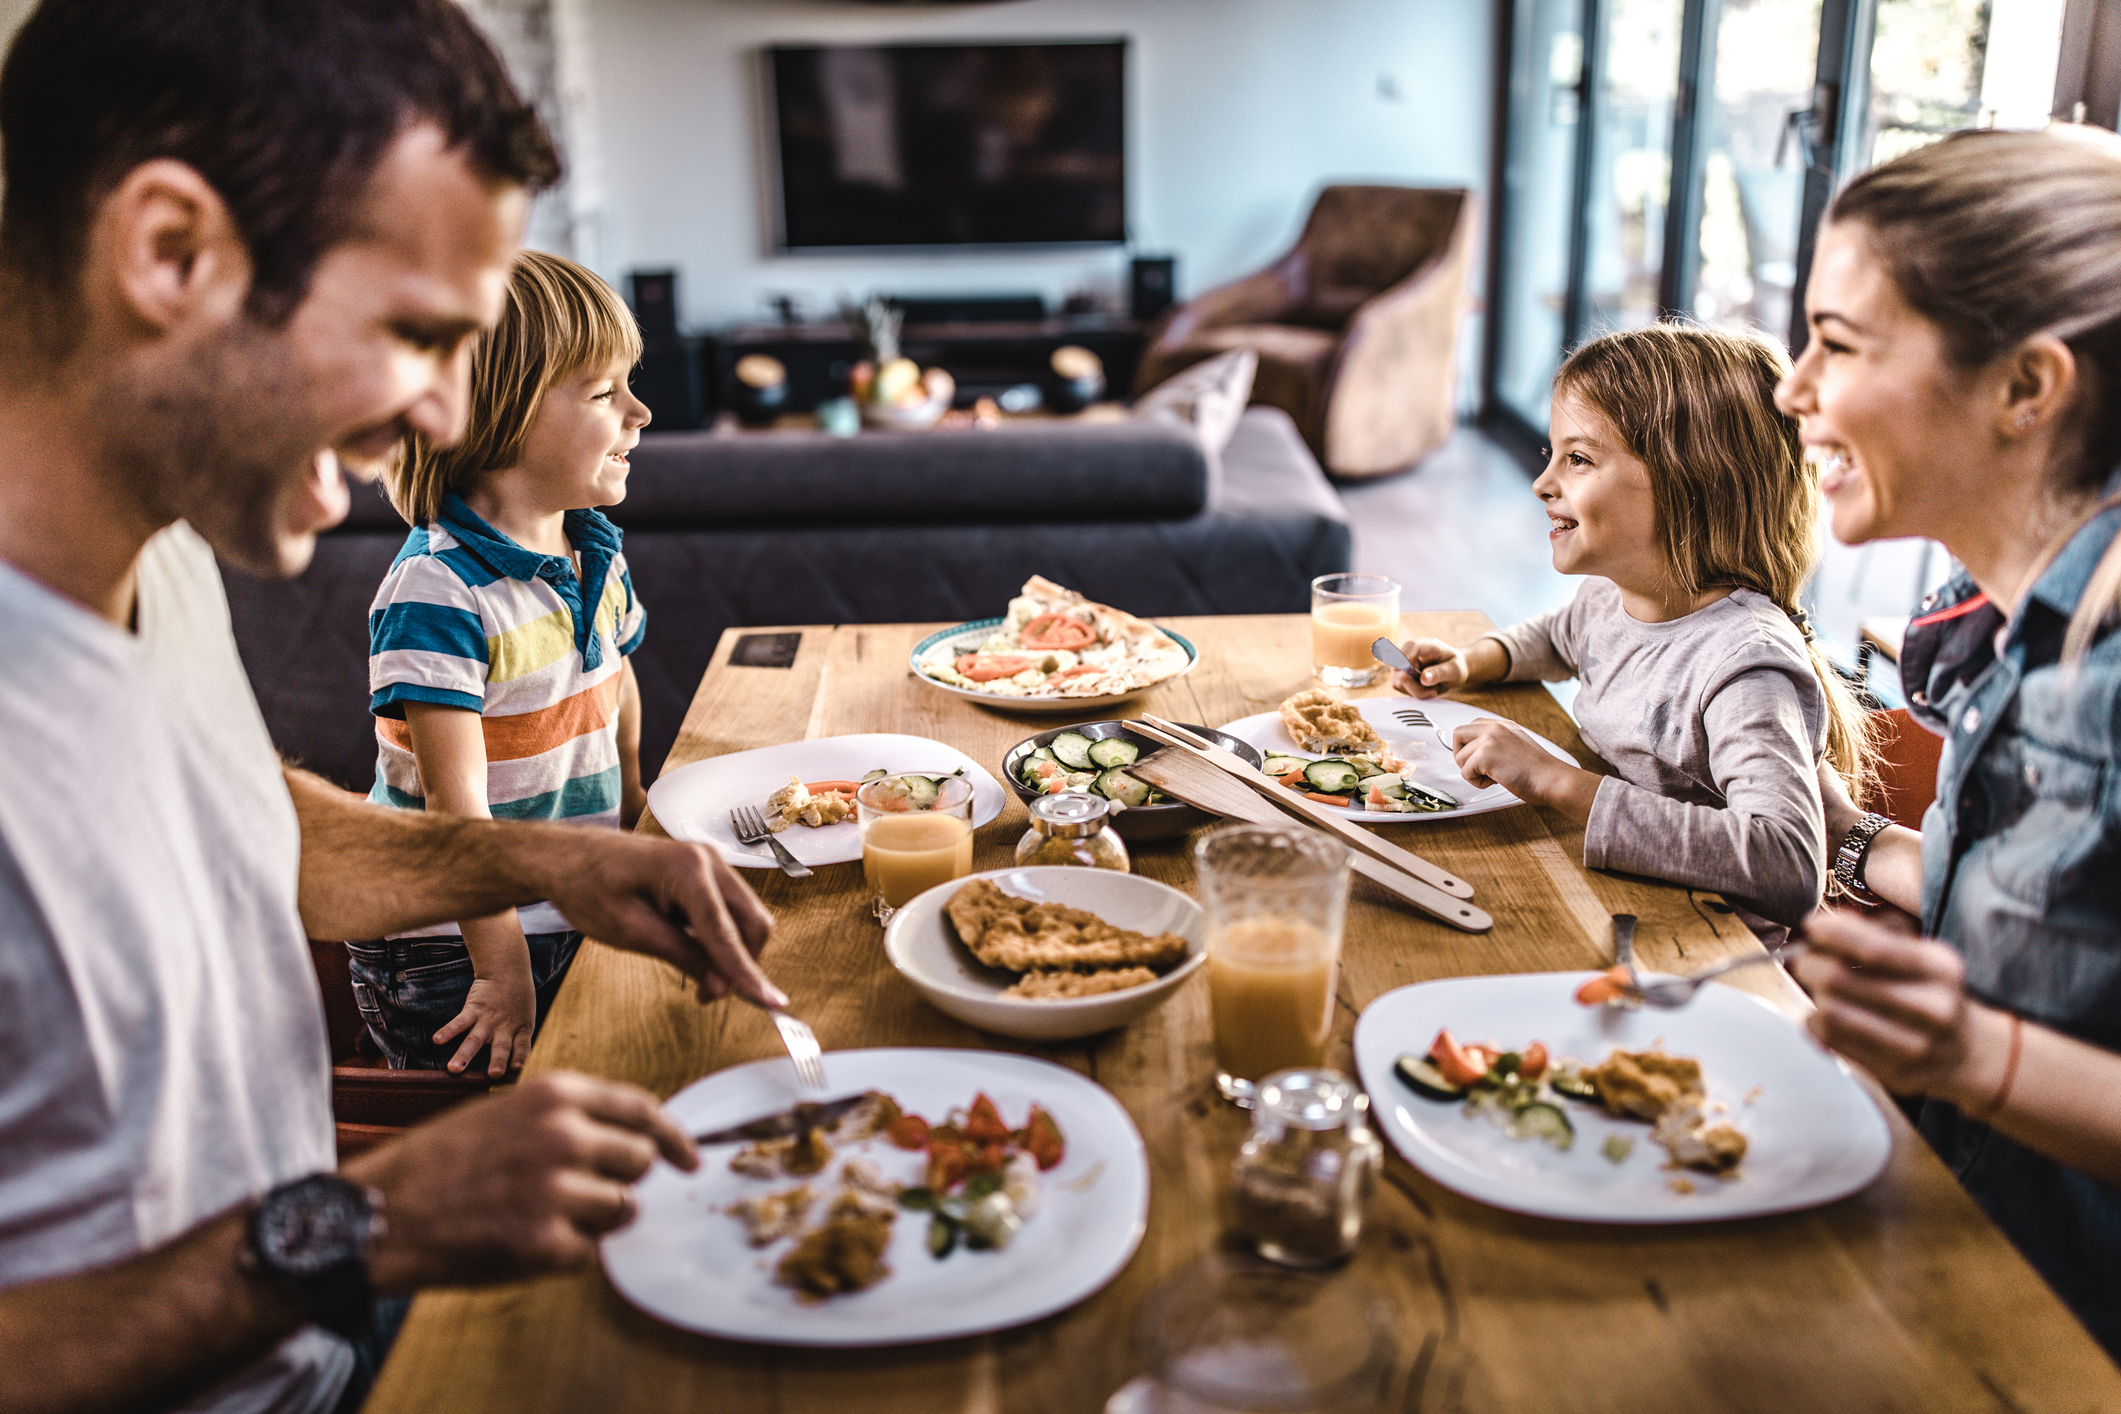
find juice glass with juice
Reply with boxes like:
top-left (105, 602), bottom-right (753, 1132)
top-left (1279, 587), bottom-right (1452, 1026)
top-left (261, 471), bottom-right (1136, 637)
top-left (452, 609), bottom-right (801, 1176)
top-left (1310, 573), bottom-right (1400, 688)
top-left (1195, 824), bottom-right (1351, 1105)
top-left (858, 773), bottom-right (976, 923)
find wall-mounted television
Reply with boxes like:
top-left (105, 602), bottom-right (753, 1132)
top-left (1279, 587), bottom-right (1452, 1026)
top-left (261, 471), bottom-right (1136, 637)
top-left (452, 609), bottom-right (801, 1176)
top-left (765, 39), bottom-right (1126, 251)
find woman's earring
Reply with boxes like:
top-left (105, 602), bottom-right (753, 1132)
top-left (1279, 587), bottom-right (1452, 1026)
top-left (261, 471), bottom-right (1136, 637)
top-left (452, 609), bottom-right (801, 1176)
top-left (2017, 410), bottom-right (2037, 431)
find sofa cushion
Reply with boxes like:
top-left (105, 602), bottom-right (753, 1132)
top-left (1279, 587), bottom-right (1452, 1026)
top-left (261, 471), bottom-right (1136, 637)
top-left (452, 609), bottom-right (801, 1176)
top-left (615, 417), bottom-right (1210, 527)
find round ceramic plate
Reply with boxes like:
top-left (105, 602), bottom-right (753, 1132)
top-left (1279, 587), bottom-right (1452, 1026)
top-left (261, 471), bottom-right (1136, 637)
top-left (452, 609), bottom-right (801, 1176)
top-left (1351, 973), bottom-right (1892, 1223)
top-left (1216, 696), bottom-right (1575, 823)
top-left (602, 1047), bottom-right (1150, 1346)
top-left (645, 733), bottom-right (1006, 869)
top-left (909, 618), bottom-right (1198, 714)
top-left (883, 866), bottom-right (1207, 1042)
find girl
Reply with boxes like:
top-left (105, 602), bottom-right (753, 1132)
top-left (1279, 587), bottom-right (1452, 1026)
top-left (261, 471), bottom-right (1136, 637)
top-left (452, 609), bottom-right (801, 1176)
top-left (1394, 322), bottom-right (1870, 927)
top-left (352, 250), bottom-right (652, 1075)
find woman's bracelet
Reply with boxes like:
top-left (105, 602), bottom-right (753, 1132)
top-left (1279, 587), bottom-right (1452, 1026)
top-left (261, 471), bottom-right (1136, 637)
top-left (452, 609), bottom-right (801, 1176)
top-left (1965, 1012), bottom-right (2025, 1125)
top-left (1830, 812), bottom-right (1894, 904)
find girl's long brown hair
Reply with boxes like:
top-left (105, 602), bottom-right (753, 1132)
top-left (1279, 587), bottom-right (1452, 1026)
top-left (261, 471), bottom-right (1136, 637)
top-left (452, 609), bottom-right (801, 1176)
top-left (1555, 322), bottom-right (1875, 804)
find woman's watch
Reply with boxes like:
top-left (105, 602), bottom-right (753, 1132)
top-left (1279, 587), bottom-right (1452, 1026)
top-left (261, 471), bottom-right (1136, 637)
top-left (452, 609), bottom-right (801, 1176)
top-left (238, 1173), bottom-right (386, 1338)
top-left (1831, 812), bottom-right (1894, 904)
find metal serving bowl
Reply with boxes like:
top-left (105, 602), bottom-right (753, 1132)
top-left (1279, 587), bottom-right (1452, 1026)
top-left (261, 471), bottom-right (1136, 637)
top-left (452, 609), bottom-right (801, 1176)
top-left (1000, 720), bottom-right (1264, 843)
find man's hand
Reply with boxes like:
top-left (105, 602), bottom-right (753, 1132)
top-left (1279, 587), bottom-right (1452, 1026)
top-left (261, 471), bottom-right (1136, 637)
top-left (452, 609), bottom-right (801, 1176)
top-left (540, 832), bottom-right (786, 1008)
top-left (436, 969), bottom-right (537, 1078)
top-left (1389, 637), bottom-right (1468, 699)
top-left (345, 1071), bottom-right (696, 1292)
top-left (1790, 907), bottom-right (1998, 1102)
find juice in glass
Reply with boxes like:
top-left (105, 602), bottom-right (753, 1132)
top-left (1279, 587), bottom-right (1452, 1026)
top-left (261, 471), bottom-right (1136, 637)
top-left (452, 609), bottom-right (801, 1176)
top-left (1310, 574), bottom-right (1399, 687)
top-left (1195, 823), bottom-right (1351, 1104)
top-left (857, 773), bottom-right (976, 922)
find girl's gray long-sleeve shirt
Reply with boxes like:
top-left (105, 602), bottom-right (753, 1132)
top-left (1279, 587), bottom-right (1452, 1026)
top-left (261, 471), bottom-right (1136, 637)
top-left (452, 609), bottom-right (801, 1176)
top-left (1482, 580), bottom-right (1828, 924)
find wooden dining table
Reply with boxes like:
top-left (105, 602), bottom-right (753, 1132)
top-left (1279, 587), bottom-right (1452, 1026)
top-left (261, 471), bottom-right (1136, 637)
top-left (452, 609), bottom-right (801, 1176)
top-left (366, 612), bottom-right (2121, 1414)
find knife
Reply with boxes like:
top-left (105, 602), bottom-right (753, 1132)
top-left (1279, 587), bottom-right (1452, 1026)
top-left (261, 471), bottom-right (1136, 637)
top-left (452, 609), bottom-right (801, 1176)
top-left (691, 1093), bottom-right (869, 1146)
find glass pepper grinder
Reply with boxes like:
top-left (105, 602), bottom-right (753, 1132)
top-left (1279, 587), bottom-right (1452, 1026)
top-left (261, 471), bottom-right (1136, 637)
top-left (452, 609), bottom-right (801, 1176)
top-left (1230, 1068), bottom-right (1383, 1267)
top-left (1013, 792), bottom-right (1131, 872)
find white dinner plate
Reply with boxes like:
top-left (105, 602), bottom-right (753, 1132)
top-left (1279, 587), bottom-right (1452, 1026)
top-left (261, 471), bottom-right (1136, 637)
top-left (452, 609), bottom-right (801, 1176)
top-left (908, 618), bottom-right (1198, 715)
top-left (1351, 973), bottom-right (1892, 1224)
top-left (646, 733), bottom-right (1006, 869)
top-left (1216, 696), bottom-right (1575, 823)
top-left (602, 1047), bottom-right (1150, 1346)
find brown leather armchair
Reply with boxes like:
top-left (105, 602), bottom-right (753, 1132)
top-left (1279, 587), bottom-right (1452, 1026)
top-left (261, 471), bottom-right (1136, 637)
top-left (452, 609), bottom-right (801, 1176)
top-left (1135, 185), bottom-right (1475, 480)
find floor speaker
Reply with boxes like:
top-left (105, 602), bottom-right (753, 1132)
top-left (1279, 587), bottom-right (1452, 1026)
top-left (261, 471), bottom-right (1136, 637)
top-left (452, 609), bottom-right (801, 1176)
top-left (629, 269), bottom-right (679, 340)
top-left (1130, 256), bottom-right (1176, 323)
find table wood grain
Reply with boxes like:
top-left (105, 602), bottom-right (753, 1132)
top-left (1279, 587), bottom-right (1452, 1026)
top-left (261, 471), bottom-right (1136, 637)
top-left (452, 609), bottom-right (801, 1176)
top-left (366, 613), bottom-right (2121, 1414)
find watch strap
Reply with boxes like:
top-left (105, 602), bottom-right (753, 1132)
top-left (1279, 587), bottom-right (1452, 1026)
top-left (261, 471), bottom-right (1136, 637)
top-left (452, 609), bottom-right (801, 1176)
top-left (241, 1174), bottom-right (383, 1340)
top-left (1831, 812), bottom-right (1893, 903)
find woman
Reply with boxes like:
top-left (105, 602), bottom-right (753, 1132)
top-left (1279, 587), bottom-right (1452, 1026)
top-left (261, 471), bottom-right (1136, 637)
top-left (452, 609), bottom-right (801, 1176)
top-left (1774, 125), bottom-right (2121, 1352)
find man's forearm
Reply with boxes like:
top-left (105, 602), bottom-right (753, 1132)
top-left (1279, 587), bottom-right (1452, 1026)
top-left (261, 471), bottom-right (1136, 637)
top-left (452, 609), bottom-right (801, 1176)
top-left (0, 1209), bottom-right (304, 1414)
top-left (286, 766), bottom-right (578, 941)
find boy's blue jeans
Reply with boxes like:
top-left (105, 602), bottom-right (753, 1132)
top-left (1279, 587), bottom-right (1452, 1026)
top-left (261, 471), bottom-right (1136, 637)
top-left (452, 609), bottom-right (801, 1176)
top-left (345, 931), bottom-right (582, 1071)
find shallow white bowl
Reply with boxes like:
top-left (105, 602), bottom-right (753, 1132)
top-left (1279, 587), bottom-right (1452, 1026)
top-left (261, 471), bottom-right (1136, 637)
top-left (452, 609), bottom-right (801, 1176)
top-left (884, 866), bottom-right (1205, 1042)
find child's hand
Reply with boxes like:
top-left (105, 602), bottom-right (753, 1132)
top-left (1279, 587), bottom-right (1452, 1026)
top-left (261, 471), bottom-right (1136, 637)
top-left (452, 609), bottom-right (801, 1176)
top-left (1390, 637), bottom-right (1467, 699)
top-left (435, 967), bottom-right (538, 1078)
top-left (1446, 719), bottom-right (1599, 823)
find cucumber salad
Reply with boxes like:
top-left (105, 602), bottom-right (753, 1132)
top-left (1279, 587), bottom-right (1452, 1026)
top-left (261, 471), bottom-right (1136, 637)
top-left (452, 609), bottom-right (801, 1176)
top-left (1016, 731), bottom-right (1169, 809)
top-left (1260, 750), bottom-right (1460, 814)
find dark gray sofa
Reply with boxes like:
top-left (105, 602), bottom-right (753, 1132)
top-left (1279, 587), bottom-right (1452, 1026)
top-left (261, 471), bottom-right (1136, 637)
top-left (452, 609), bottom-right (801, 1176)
top-left (223, 406), bottom-right (1350, 790)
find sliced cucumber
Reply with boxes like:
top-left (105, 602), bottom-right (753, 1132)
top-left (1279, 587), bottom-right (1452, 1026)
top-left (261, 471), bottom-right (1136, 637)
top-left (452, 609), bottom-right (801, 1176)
top-left (1087, 737), bottom-right (1139, 769)
top-left (1261, 755), bottom-right (1308, 778)
top-left (1506, 1102), bottom-right (1575, 1150)
top-left (1050, 732), bottom-right (1096, 770)
top-left (1030, 747), bottom-right (1059, 766)
top-left (902, 776), bottom-right (942, 809)
top-left (861, 768), bottom-right (889, 783)
top-left (1094, 768), bottom-right (1153, 808)
top-left (1302, 759), bottom-right (1362, 794)
top-left (1402, 780), bottom-right (1460, 812)
top-left (1394, 1054), bottom-right (1466, 1102)
top-left (1351, 755), bottom-right (1389, 779)
top-left (1549, 1065), bottom-right (1599, 1103)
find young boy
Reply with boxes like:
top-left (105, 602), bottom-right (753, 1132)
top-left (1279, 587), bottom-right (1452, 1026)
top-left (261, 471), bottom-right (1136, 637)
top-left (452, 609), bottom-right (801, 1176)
top-left (353, 251), bottom-right (652, 1075)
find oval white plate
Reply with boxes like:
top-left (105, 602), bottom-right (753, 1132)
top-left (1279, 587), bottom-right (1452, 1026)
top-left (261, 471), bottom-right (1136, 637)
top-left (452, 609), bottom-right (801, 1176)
top-left (1216, 696), bottom-right (1575, 823)
top-left (646, 733), bottom-right (1006, 869)
top-left (602, 1047), bottom-right (1150, 1346)
top-left (884, 866), bottom-right (1206, 1042)
top-left (1351, 973), bottom-right (1892, 1224)
top-left (908, 618), bottom-right (1198, 715)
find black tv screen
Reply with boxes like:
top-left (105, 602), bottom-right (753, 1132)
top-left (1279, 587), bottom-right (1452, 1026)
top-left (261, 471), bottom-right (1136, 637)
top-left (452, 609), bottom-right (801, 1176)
top-left (767, 40), bottom-right (1126, 250)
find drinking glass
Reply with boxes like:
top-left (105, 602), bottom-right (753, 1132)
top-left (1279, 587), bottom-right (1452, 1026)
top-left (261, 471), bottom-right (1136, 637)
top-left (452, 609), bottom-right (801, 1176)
top-left (1195, 824), bottom-right (1350, 1106)
top-left (1309, 574), bottom-right (1400, 687)
top-left (857, 773), bottom-right (975, 923)
top-left (1124, 1255), bottom-right (1398, 1413)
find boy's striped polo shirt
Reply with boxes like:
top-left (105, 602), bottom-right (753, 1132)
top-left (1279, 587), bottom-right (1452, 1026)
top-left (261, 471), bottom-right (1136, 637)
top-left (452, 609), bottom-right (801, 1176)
top-left (366, 495), bottom-right (646, 855)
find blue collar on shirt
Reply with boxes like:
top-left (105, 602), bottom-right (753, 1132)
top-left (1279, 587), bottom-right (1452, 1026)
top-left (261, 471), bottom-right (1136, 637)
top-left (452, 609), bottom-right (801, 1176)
top-left (435, 493), bottom-right (625, 671)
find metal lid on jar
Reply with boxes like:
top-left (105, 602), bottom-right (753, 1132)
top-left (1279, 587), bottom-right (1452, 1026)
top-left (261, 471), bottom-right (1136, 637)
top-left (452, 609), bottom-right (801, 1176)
top-left (1255, 1069), bottom-right (1368, 1131)
top-left (1028, 791), bottom-right (1111, 838)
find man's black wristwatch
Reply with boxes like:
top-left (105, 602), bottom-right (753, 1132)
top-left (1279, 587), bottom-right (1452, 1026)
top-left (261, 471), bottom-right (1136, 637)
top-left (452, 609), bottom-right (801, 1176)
top-left (1831, 812), bottom-right (1894, 905)
top-left (239, 1174), bottom-right (386, 1339)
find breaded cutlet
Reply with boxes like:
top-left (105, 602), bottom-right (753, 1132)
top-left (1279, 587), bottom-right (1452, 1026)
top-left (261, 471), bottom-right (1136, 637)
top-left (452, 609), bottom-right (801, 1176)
top-left (945, 879), bottom-right (1190, 974)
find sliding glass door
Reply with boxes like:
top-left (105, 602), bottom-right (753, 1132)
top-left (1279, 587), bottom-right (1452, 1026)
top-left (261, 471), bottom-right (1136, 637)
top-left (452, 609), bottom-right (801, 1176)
top-left (1485, 0), bottom-right (2086, 442)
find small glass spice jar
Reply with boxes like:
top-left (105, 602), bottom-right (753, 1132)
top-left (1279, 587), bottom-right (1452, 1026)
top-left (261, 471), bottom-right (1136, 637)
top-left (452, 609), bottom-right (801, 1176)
top-left (1014, 792), bottom-right (1131, 872)
top-left (1230, 1068), bottom-right (1382, 1267)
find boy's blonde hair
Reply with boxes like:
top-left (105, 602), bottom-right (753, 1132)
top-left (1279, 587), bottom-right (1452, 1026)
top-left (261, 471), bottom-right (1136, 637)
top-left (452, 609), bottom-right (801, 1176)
top-left (384, 249), bottom-right (643, 526)
top-left (1553, 322), bottom-right (1876, 805)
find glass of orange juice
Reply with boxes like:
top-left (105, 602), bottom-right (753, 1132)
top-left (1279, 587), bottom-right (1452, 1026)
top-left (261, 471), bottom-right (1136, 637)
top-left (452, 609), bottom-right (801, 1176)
top-left (857, 773), bottom-right (976, 923)
top-left (1310, 573), bottom-right (1400, 687)
top-left (1195, 824), bottom-right (1351, 1106)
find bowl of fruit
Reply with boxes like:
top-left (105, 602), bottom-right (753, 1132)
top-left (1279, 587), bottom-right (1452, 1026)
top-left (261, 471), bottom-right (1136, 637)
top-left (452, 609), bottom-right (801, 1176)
top-left (849, 295), bottom-right (954, 430)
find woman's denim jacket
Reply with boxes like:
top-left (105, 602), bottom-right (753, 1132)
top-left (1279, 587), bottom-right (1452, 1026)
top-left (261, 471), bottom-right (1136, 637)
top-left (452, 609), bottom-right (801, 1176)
top-left (1900, 497), bottom-right (2121, 1354)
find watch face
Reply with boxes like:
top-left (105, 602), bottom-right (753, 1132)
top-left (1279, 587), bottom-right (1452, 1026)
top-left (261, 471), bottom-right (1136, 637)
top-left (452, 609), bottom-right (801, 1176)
top-left (257, 1176), bottom-right (369, 1277)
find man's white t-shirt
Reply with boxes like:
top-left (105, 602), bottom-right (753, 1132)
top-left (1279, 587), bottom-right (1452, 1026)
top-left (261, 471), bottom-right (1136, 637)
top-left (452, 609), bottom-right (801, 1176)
top-left (0, 525), bottom-right (350, 1413)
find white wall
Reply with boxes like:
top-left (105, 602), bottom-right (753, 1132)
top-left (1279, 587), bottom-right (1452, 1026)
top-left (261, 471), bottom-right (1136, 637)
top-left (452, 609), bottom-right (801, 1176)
top-left (583, 0), bottom-right (1496, 329)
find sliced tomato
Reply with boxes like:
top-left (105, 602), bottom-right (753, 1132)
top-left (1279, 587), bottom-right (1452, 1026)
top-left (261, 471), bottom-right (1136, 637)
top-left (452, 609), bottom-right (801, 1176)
top-left (1428, 1029), bottom-right (1492, 1088)
top-left (1573, 966), bottom-right (1635, 1006)
top-left (962, 1093), bottom-right (1012, 1142)
top-left (925, 1140), bottom-right (974, 1192)
top-left (1020, 1105), bottom-right (1066, 1170)
top-left (885, 1113), bottom-right (931, 1149)
top-left (1019, 612), bottom-right (1098, 651)
top-left (956, 653), bottom-right (1034, 682)
top-left (1051, 664), bottom-right (1104, 680)
top-left (1519, 1042), bottom-right (1549, 1081)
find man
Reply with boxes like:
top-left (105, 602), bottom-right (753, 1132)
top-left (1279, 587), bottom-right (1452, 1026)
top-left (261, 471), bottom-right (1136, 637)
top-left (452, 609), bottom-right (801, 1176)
top-left (0, 3), bottom-right (785, 1411)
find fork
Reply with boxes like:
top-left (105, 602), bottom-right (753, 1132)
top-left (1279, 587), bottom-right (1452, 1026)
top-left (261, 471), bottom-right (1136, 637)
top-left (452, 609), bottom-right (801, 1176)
top-left (1612, 913), bottom-right (1640, 990)
top-left (768, 1009), bottom-right (830, 1093)
top-left (729, 805), bottom-right (813, 879)
top-left (1630, 943), bottom-right (1809, 1009)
